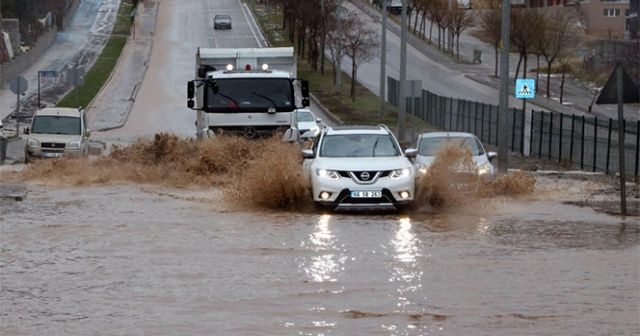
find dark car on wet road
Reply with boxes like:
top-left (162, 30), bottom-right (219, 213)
top-left (213, 14), bottom-right (232, 30)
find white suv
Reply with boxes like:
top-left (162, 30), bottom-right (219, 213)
top-left (302, 125), bottom-right (417, 211)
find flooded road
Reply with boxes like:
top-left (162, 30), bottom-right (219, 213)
top-left (1, 184), bottom-right (638, 335)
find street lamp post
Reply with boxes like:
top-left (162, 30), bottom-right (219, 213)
top-left (335, 0), bottom-right (343, 93)
top-left (498, 0), bottom-right (511, 173)
top-left (398, 0), bottom-right (408, 142)
top-left (379, 0), bottom-right (387, 116)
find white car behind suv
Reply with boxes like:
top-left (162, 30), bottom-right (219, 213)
top-left (411, 132), bottom-right (496, 179)
top-left (302, 125), bottom-right (416, 211)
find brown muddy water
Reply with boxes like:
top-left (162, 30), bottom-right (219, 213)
top-left (1, 183), bottom-right (638, 335)
top-left (1, 134), bottom-right (638, 334)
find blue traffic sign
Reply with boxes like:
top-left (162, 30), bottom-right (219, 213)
top-left (515, 79), bottom-right (535, 99)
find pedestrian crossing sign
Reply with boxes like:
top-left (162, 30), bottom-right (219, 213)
top-left (515, 79), bottom-right (535, 99)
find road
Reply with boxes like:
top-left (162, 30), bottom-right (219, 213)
top-left (1, 1), bottom-right (638, 335)
top-left (96, 0), bottom-right (335, 146)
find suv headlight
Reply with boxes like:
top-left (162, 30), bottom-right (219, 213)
top-left (67, 140), bottom-right (81, 149)
top-left (416, 164), bottom-right (428, 175)
top-left (316, 168), bottom-right (340, 180)
top-left (390, 167), bottom-right (411, 179)
top-left (27, 138), bottom-right (40, 148)
top-left (477, 162), bottom-right (493, 175)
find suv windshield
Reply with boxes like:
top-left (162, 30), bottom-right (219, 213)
top-left (296, 111), bottom-right (314, 122)
top-left (419, 136), bottom-right (483, 156)
top-left (31, 116), bottom-right (81, 135)
top-left (320, 134), bottom-right (400, 157)
top-left (206, 78), bottom-right (294, 112)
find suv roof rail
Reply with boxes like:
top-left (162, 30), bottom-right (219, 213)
top-left (378, 123), bottom-right (392, 133)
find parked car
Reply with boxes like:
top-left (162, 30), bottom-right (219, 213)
top-left (24, 107), bottom-right (91, 163)
top-left (302, 125), bottom-right (416, 211)
top-left (410, 132), bottom-right (496, 179)
top-left (213, 14), bottom-right (232, 29)
top-left (295, 109), bottom-right (322, 139)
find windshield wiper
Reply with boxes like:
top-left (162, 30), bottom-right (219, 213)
top-left (251, 91), bottom-right (277, 109)
top-left (372, 137), bottom-right (380, 157)
top-left (215, 91), bottom-right (240, 109)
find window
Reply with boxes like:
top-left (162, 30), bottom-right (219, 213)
top-left (603, 8), bottom-right (621, 16)
top-left (600, 0), bottom-right (629, 3)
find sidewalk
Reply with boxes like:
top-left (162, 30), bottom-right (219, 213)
top-left (87, 1), bottom-right (158, 131)
top-left (0, 0), bottom-right (122, 131)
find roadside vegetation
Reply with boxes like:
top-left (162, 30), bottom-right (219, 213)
top-left (248, 0), bottom-right (434, 134)
top-left (57, 0), bottom-right (135, 108)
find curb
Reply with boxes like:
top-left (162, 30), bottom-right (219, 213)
top-left (89, 1), bottom-right (158, 131)
top-left (310, 93), bottom-right (343, 126)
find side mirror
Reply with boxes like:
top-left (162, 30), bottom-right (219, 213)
top-left (300, 130), bottom-right (317, 140)
top-left (404, 148), bottom-right (418, 158)
top-left (301, 98), bottom-right (310, 107)
top-left (23, 127), bottom-right (30, 134)
top-left (187, 100), bottom-right (195, 109)
top-left (197, 65), bottom-right (216, 78)
top-left (86, 129), bottom-right (91, 137)
top-left (300, 80), bottom-right (309, 98)
top-left (282, 127), bottom-right (299, 142)
top-left (315, 118), bottom-right (322, 123)
top-left (487, 151), bottom-right (497, 161)
top-left (187, 81), bottom-right (195, 99)
top-left (302, 149), bottom-right (314, 159)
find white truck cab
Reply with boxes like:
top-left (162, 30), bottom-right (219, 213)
top-left (187, 47), bottom-right (310, 140)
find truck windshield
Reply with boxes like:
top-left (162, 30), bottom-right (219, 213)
top-left (205, 78), bottom-right (294, 112)
top-left (31, 116), bottom-right (81, 135)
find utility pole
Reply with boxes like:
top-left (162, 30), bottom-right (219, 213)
top-left (398, 0), bottom-right (408, 142)
top-left (335, 0), bottom-right (343, 93)
top-left (497, 0), bottom-right (510, 173)
top-left (616, 64), bottom-right (627, 216)
top-left (379, 0), bottom-right (387, 116)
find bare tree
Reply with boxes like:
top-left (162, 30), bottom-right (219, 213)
top-left (476, 5), bottom-right (501, 77)
top-left (341, 14), bottom-right (379, 101)
top-left (448, 5), bottom-right (474, 60)
top-left (325, 29), bottom-right (347, 88)
top-left (539, 9), bottom-right (575, 98)
top-left (510, 8), bottom-right (544, 82)
top-left (558, 57), bottom-right (572, 104)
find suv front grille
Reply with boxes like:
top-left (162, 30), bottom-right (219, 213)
top-left (41, 142), bottom-right (66, 149)
top-left (337, 170), bottom-right (392, 181)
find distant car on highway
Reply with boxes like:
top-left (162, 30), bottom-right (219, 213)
top-left (411, 131), bottom-right (496, 179)
top-left (295, 109), bottom-right (322, 140)
top-left (302, 125), bottom-right (416, 211)
top-left (23, 107), bottom-right (91, 163)
top-left (213, 14), bottom-right (232, 29)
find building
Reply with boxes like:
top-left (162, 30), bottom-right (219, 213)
top-left (627, 0), bottom-right (638, 39)
top-left (576, 0), bottom-right (631, 39)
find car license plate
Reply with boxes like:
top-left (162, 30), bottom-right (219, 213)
top-left (42, 152), bottom-right (62, 158)
top-left (350, 190), bottom-right (382, 198)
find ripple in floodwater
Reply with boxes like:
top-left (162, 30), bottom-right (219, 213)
top-left (1, 184), bottom-right (638, 336)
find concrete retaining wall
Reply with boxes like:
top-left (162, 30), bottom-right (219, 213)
top-left (0, 27), bottom-right (57, 88)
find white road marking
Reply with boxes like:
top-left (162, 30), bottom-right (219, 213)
top-left (239, 0), bottom-right (263, 48)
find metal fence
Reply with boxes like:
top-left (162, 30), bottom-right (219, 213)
top-left (530, 112), bottom-right (639, 177)
top-left (388, 77), bottom-right (639, 178)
